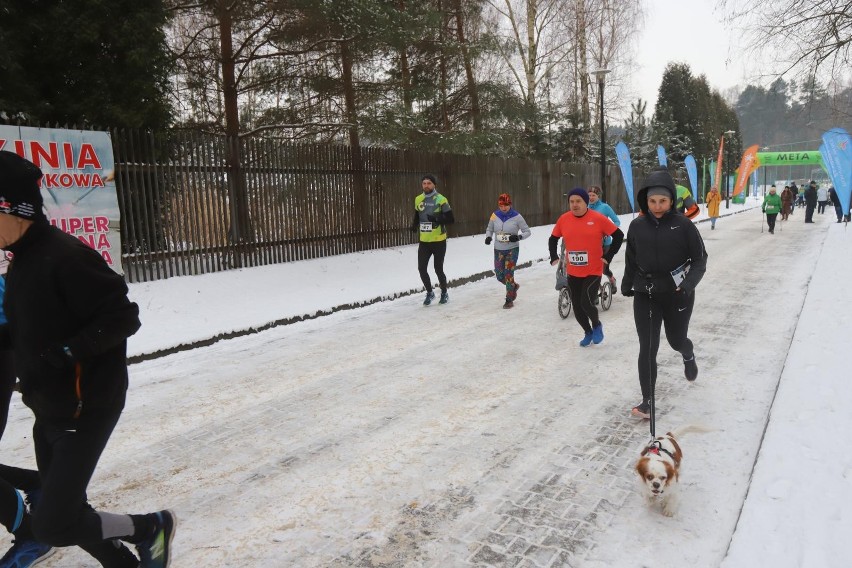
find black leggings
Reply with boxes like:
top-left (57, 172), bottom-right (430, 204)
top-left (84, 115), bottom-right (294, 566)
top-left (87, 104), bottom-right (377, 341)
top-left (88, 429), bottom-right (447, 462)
top-left (418, 241), bottom-right (447, 292)
top-left (567, 275), bottom-right (601, 333)
top-left (632, 290), bottom-right (695, 401)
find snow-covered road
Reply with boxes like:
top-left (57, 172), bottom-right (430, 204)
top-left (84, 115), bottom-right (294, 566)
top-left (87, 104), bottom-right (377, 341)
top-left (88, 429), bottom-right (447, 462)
top-left (2, 204), bottom-right (844, 567)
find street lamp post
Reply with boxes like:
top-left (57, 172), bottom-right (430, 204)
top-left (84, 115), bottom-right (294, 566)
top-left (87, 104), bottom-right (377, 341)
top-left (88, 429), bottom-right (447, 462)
top-left (724, 130), bottom-right (736, 209)
top-left (761, 146), bottom-right (770, 197)
top-left (591, 68), bottom-right (611, 202)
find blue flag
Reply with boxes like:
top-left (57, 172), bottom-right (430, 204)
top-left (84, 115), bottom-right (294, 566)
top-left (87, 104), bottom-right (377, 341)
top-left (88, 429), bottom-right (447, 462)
top-left (820, 128), bottom-right (852, 218)
top-left (656, 145), bottom-right (667, 167)
top-left (684, 155), bottom-right (698, 194)
top-left (615, 141), bottom-right (635, 212)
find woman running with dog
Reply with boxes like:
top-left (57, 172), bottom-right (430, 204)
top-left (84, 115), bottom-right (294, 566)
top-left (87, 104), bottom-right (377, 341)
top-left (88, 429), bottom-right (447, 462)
top-left (621, 167), bottom-right (708, 419)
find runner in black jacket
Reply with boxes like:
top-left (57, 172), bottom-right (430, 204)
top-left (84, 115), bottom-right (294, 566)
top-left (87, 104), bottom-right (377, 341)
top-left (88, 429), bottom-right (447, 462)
top-left (621, 167), bottom-right (708, 419)
top-left (0, 151), bottom-right (175, 567)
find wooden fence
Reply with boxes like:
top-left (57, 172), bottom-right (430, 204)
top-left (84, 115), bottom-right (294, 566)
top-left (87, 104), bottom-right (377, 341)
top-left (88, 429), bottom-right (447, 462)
top-left (109, 129), bottom-right (637, 282)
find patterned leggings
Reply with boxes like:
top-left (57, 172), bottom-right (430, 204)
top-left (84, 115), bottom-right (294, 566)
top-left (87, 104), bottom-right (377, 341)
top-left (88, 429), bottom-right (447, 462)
top-left (494, 248), bottom-right (520, 300)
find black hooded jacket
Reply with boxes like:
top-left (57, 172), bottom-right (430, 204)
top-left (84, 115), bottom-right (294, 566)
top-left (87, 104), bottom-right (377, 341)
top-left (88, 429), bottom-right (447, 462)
top-left (622, 170), bottom-right (708, 295)
top-left (2, 221), bottom-right (140, 421)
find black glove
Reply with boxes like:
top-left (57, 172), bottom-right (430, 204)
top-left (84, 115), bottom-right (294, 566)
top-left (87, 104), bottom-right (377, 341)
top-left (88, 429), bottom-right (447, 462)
top-left (427, 214), bottom-right (441, 224)
top-left (485, 236), bottom-right (492, 245)
top-left (40, 345), bottom-right (75, 369)
top-left (621, 287), bottom-right (634, 297)
top-left (508, 235), bottom-right (519, 242)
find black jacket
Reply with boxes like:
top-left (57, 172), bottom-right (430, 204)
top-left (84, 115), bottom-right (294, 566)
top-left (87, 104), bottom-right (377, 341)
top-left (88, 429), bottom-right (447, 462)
top-left (804, 185), bottom-right (818, 205)
top-left (622, 175), bottom-right (708, 295)
top-left (3, 222), bottom-right (140, 421)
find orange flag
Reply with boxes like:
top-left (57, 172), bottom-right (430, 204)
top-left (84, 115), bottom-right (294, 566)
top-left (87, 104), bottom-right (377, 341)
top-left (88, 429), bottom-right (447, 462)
top-left (732, 145), bottom-right (761, 197)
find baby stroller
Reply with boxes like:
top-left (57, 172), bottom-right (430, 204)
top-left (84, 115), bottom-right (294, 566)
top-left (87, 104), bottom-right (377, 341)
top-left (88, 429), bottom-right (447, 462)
top-left (555, 249), bottom-right (614, 319)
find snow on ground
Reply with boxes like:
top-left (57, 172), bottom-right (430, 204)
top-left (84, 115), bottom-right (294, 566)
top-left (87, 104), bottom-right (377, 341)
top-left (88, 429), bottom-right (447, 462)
top-left (1, 199), bottom-right (849, 567)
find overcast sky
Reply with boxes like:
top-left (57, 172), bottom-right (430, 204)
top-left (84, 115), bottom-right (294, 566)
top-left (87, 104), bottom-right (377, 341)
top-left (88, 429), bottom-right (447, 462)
top-left (631, 0), bottom-right (753, 113)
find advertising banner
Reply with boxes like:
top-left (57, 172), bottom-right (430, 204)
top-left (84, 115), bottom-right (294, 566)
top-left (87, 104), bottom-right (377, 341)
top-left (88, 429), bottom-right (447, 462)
top-left (732, 145), bottom-right (760, 198)
top-left (656, 145), bottom-right (667, 167)
top-left (0, 126), bottom-right (122, 273)
top-left (684, 154), bottom-right (698, 194)
top-left (819, 128), bottom-right (852, 217)
top-left (714, 136), bottom-right (724, 191)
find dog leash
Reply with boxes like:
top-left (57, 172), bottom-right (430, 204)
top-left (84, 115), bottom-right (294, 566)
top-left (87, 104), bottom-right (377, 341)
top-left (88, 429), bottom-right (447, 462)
top-left (646, 281), bottom-right (656, 439)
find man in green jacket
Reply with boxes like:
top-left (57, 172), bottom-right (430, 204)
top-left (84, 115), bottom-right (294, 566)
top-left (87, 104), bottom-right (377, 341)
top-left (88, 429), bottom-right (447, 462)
top-left (762, 185), bottom-right (782, 234)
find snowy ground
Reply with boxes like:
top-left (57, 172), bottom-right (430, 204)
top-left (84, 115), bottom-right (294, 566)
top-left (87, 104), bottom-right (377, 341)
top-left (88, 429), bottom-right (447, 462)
top-left (1, 200), bottom-right (850, 567)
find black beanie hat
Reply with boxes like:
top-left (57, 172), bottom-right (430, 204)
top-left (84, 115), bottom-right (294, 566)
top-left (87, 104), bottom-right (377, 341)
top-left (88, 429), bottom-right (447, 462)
top-left (0, 151), bottom-right (45, 221)
top-left (421, 173), bottom-right (437, 185)
top-left (566, 187), bottom-right (589, 205)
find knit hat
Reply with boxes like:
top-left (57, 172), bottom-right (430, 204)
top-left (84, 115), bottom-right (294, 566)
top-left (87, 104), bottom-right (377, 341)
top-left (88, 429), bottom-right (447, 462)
top-left (0, 151), bottom-right (45, 221)
top-left (498, 193), bottom-right (512, 206)
top-left (566, 187), bottom-right (589, 205)
top-left (647, 187), bottom-right (671, 199)
top-left (421, 173), bottom-right (437, 185)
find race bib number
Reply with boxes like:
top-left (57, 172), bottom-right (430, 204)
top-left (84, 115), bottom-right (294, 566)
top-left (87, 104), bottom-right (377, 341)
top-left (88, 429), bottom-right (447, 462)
top-left (567, 251), bottom-right (589, 266)
top-left (420, 222), bottom-right (433, 232)
top-left (496, 234), bottom-right (511, 243)
top-left (670, 261), bottom-right (691, 287)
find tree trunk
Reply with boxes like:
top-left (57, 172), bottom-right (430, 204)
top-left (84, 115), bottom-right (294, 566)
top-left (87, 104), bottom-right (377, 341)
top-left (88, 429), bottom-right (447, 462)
top-left (217, 1), bottom-right (251, 261)
top-left (340, 39), bottom-right (369, 248)
top-left (398, 0), bottom-right (413, 113)
top-left (576, 0), bottom-right (591, 157)
top-left (438, 0), bottom-right (450, 130)
top-left (452, 0), bottom-right (481, 131)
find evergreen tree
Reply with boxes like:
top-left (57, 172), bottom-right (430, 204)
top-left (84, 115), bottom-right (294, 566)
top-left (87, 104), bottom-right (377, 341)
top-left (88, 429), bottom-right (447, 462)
top-left (0, 0), bottom-right (172, 128)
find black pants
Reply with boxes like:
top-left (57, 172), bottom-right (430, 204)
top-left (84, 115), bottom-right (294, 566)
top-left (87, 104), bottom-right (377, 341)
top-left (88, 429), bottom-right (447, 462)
top-left (418, 241), bottom-right (447, 293)
top-left (805, 202), bottom-right (816, 222)
top-left (567, 274), bottom-right (601, 333)
top-left (834, 202), bottom-right (843, 221)
top-left (766, 213), bottom-right (777, 232)
top-left (632, 290), bottom-right (695, 402)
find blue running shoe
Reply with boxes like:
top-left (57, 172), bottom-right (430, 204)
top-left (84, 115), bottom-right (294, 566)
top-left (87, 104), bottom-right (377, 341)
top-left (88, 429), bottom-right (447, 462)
top-left (0, 540), bottom-right (55, 568)
top-left (439, 291), bottom-right (449, 304)
top-left (136, 510), bottom-right (177, 568)
top-left (579, 331), bottom-right (593, 347)
top-left (592, 323), bottom-right (604, 344)
top-left (423, 291), bottom-right (435, 306)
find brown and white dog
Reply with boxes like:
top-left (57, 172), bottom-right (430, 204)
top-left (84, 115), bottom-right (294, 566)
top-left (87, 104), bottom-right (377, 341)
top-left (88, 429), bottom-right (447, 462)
top-left (635, 425), bottom-right (709, 516)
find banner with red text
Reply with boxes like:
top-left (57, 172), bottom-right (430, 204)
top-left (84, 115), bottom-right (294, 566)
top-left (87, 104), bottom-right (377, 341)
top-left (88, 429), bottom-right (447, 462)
top-left (0, 126), bottom-right (122, 273)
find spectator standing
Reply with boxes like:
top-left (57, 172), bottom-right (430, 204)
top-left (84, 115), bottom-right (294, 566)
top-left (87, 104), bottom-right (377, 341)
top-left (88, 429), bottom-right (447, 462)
top-left (804, 180), bottom-right (818, 222)
top-left (705, 185), bottom-right (721, 229)
top-left (817, 185), bottom-right (829, 214)
top-left (780, 185), bottom-right (794, 221)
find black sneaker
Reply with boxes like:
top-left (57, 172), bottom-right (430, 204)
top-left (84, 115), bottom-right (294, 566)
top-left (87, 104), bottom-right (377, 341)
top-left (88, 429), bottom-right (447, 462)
top-left (503, 300), bottom-right (513, 309)
top-left (631, 401), bottom-right (651, 419)
top-left (439, 291), bottom-right (449, 304)
top-left (136, 510), bottom-right (177, 568)
top-left (684, 356), bottom-right (698, 381)
top-left (423, 291), bottom-right (435, 306)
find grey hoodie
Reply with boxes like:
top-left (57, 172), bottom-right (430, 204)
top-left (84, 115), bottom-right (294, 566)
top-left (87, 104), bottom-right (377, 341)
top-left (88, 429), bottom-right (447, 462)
top-left (485, 210), bottom-right (532, 251)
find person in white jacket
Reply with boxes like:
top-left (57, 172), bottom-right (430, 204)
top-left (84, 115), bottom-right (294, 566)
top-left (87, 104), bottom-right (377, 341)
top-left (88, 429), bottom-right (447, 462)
top-left (484, 193), bottom-right (531, 309)
top-left (817, 184), bottom-right (829, 214)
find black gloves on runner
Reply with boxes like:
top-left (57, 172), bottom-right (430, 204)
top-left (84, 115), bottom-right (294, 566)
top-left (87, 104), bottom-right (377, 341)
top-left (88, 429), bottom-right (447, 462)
top-left (508, 235), bottom-right (519, 242)
top-left (485, 237), bottom-right (492, 245)
top-left (41, 344), bottom-right (75, 369)
top-left (621, 286), bottom-right (634, 297)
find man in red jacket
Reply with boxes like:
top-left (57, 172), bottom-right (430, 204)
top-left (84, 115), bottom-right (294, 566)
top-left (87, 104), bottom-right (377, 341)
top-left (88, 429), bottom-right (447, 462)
top-left (549, 188), bottom-right (624, 347)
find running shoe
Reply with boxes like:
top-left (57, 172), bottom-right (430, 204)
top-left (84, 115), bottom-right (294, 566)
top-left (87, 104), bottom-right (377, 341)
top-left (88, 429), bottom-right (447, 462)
top-left (0, 539), bottom-right (55, 568)
top-left (503, 300), bottom-right (513, 309)
top-left (591, 323), bottom-right (604, 344)
top-left (439, 291), bottom-right (449, 304)
top-left (631, 401), bottom-right (651, 419)
top-left (579, 331), bottom-right (593, 347)
top-left (684, 356), bottom-right (698, 381)
top-left (423, 290), bottom-right (435, 306)
top-left (136, 510), bottom-right (177, 568)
